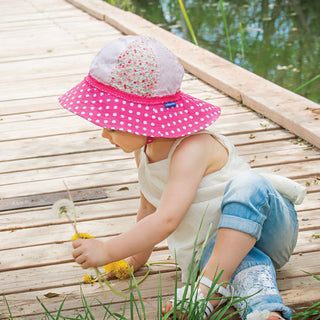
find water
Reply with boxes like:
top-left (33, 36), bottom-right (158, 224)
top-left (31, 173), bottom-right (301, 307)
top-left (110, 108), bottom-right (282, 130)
top-left (115, 0), bottom-right (320, 103)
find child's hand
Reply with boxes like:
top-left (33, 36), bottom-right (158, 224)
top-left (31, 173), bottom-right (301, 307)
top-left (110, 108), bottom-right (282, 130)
top-left (72, 238), bottom-right (109, 269)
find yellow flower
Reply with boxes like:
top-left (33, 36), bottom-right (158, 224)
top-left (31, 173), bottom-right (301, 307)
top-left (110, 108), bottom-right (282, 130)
top-left (83, 274), bottom-right (96, 284)
top-left (103, 260), bottom-right (134, 280)
top-left (103, 261), bottom-right (118, 274)
top-left (71, 233), bottom-right (95, 241)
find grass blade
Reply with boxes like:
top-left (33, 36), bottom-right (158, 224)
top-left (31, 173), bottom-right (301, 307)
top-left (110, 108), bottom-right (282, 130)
top-left (177, 0), bottom-right (198, 46)
top-left (130, 271), bottom-right (146, 319)
top-left (294, 74), bottom-right (320, 92)
top-left (55, 296), bottom-right (68, 319)
top-left (239, 22), bottom-right (245, 58)
top-left (36, 297), bottom-right (56, 320)
top-left (80, 285), bottom-right (95, 320)
top-left (157, 271), bottom-right (162, 320)
top-left (2, 295), bottom-right (14, 320)
top-left (219, 0), bottom-right (232, 61)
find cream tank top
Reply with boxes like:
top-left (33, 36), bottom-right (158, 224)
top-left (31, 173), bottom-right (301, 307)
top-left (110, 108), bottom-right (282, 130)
top-left (138, 130), bottom-right (251, 281)
top-left (138, 130), bottom-right (306, 281)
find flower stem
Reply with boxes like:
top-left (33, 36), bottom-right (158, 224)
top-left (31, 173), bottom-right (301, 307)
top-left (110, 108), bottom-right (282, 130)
top-left (95, 268), bottom-right (131, 299)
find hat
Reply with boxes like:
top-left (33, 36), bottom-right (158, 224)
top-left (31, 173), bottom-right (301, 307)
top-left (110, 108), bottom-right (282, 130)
top-left (59, 36), bottom-right (221, 138)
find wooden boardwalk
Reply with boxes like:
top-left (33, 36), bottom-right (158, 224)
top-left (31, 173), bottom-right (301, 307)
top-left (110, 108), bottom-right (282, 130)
top-left (0, 0), bottom-right (319, 318)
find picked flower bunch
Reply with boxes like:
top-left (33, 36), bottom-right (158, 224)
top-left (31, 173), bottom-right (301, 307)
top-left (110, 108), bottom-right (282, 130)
top-left (70, 232), bottom-right (133, 283)
top-left (52, 196), bottom-right (133, 299)
top-left (52, 187), bottom-right (174, 300)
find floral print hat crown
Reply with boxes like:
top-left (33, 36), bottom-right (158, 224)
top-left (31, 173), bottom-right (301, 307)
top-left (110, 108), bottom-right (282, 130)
top-left (59, 36), bottom-right (221, 138)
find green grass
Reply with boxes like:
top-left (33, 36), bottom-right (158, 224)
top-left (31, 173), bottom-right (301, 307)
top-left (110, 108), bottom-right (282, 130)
top-left (294, 74), bottom-right (320, 93)
top-left (219, 0), bottom-right (232, 61)
top-left (3, 214), bottom-right (320, 319)
top-left (177, 0), bottom-right (198, 46)
top-left (292, 272), bottom-right (320, 320)
top-left (1, 218), bottom-right (247, 319)
top-left (3, 267), bottom-right (320, 320)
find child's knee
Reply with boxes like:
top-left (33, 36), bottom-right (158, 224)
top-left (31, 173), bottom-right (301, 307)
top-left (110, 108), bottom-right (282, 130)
top-left (223, 172), bottom-right (268, 202)
top-left (220, 172), bottom-right (272, 239)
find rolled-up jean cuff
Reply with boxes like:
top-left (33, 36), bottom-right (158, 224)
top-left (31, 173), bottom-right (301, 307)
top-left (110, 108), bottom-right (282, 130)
top-left (218, 214), bottom-right (262, 240)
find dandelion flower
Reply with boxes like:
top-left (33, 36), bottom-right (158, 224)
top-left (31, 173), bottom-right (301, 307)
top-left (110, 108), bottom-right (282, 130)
top-left (52, 199), bottom-right (74, 216)
top-left (71, 233), bottom-right (95, 241)
top-left (83, 274), bottom-right (96, 284)
top-left (103, 262), bottom-right (117, 274)
top-left (114, 260), bottom-right (133, 279)
top-left (103, 260), bottom-right (133, 280)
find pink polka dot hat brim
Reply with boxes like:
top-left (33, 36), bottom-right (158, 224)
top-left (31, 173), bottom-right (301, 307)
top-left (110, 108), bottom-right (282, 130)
top-left (59, 74), bottom-right (221, 138)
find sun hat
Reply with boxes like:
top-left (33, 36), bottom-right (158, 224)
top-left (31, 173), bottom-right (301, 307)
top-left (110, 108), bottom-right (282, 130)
top-left (59, 35), bottom-right (221, 138)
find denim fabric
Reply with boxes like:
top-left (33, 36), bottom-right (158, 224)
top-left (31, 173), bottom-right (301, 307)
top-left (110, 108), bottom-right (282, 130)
top-left (199, 172), bottom-right (298, 320)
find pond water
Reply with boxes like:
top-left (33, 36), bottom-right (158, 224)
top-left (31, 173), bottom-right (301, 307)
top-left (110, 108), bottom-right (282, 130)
top-left (109, 0), bottom-right (320, 103)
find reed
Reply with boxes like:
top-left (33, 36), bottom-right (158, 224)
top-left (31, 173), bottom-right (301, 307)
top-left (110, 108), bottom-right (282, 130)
top-left (177, 0), bottom-right (198, 46)
top-left (239, 22), bottom-right (245, 59)
top-left (219, 0), bottom-right (232, 61)
top-left (294, 74), bottom-right (320, 93)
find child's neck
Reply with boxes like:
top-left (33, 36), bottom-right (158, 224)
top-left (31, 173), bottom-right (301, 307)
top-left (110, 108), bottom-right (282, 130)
top-left (144, 138), bottom-right (177, 163)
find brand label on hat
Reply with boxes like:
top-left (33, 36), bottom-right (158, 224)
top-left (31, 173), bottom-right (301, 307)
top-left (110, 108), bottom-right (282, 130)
top-left (164, 101), bottom-right (176, 108)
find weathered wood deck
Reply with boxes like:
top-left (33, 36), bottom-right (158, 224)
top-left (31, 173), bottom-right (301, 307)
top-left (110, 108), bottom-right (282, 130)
top-left (0, 0), bottom-right (319, 319)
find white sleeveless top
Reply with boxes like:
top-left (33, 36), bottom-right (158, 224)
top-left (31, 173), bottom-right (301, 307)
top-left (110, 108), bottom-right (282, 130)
top-left (138, 130), bottom-right (306, 281)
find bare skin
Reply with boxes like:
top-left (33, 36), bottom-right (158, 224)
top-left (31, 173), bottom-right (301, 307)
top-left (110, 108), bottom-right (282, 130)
top-left (72, 128), bottom-right (282, 320)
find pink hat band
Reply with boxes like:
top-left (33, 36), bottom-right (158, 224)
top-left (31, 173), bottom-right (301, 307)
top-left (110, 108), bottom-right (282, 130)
top-left (59, 36), bottom-right (221, 138)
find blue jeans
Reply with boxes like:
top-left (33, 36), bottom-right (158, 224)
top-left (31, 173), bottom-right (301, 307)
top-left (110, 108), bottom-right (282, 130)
top-left (199, 172), bottom-right (298, 320)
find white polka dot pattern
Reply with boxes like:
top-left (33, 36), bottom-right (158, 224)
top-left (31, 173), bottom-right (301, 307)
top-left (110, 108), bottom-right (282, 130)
top-left (59, 75), bottom-right (221, 138)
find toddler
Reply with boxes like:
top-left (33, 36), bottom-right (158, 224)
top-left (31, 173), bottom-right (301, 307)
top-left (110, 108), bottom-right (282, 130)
top-left (59, 36), bottom-right (306, 320)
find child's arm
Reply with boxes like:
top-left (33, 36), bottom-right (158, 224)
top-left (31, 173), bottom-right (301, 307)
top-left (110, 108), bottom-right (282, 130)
top-left (72, 134), bottom-right (220, 269)
top-left (124, 192), bottom-right (156, 271)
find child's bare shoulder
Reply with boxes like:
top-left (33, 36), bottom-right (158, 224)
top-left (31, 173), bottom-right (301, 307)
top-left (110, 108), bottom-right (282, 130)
top-left (176, 133), bottom-right (222, 152)
top-left (174, 133), bottom-right (228, 175)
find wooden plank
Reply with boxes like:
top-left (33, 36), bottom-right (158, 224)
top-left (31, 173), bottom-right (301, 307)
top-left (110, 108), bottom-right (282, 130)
top-left (229, 130), bottom-right (296, 145)
top-left (0, 157), bottom-right (136, 186)
top-left (241, 145), bottom-right (320, 167)
top-left (0, 131), bottom-right (103, 162)
top-left (0, 148), bottom-right (132, 175)
top-left (0, 197), bottom-right (139, 230)
top-left (262, 159), bottom-right (320, 179)
top-left (294, 228), bottom-right (320, 254)
top-left (0, 214), bottom-right (146, 251)
top-left (0, 168), bottom-right (138, 199)
top-left (1, 269), bottom-right (319, 319)
top-left (297, 209), bottom-right (320, 231)
top-left (0, 129), bottom-right (295, 171)
top-left (1, 227), bottom-right (318, 264)
top-left (0, 129), bottom-right (295, 164)
top-left (0, 238), bottom-right (168, 272)
top-left (277, 251), bottom-right (320, 279)
top-left (0, 116), bottom-right (96, 142)
top-left (279, 276), bottom-right (320, 308)
top-left (1, 140), bottom-right (318, 188)
top-left (0, 109), bottom-right (72, 123)
top-left (0, 249), bottom-right (174, 295)
top-left (0, 111), bottom-right (278, 142)
top-left (296, 192), bottom-right (320, 211)
top-left (0, 54), bottom-right (93, 82)
top-left (1, 197), bottom-right (317, 234)
top-left (0, 187), bottom-right (108, 212)
top-left (2, 157), bottom-right (319, 199)
top-left (0, 96), bottom-right (62, 115)
top-left (0, 271), bottom-right (181, 319)
top-left (1, 28), bottom-right (120, 63)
